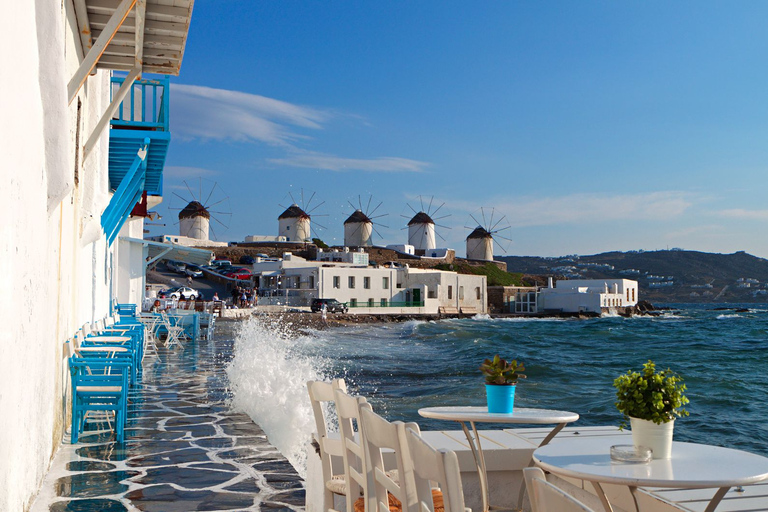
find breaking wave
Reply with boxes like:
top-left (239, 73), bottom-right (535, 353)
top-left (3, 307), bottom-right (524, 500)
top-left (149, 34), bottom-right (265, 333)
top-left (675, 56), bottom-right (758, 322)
top-left (226, 315), bottom-right (328, 478)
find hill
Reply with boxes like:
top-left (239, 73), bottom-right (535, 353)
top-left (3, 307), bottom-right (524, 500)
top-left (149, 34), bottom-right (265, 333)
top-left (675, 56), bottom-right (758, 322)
top-left (498, 250), bottom-right (768, 303)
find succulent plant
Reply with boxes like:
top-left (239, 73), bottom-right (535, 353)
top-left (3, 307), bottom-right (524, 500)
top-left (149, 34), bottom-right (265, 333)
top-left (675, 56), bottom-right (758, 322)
top-left (614, 360), bottom-right (689, 428)
top-left (480, 355), bottom-right (526, 385)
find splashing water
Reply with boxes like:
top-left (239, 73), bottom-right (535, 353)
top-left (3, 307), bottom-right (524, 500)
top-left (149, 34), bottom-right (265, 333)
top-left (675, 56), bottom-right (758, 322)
top-left (226, 315), bottom-right (328, 478)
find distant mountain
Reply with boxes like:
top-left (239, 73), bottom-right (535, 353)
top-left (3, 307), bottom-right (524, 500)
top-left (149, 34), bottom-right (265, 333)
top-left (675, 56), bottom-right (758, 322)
top-left (497, 250), bottom-right (768, 304)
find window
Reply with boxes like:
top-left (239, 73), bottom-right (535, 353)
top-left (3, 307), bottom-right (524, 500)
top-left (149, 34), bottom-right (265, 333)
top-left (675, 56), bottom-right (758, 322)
top-left (382, 277), bottom-right (389, 289)
top-left (448, 285), bottom-right (453, 299)
top-left (364, 277), bottom-right (371, 289)
top-left (350, 298), bottom-right (358, 307)
top-left (333, 276), bottom-right (340, 289)
top-left (309, 276), bottom-right (315, 289)
top-left (459, 286), bottom-right (464, 300)
top-left (476, 287), bottom-right (481, 300)
top-left (286, 225), bottom-right (290, 230)
top-left (380, 298), bottom-right (388, 307)
top-left (349, 276), bottom-right (355, 288)
top-left (632, 288), bottom-right (635, 301)
top-left (368, 298), bottom-right (374, 307)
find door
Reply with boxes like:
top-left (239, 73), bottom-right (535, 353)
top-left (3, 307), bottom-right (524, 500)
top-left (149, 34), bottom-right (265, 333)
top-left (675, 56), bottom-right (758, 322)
top-left (412, 288), bottom-right (421, 305)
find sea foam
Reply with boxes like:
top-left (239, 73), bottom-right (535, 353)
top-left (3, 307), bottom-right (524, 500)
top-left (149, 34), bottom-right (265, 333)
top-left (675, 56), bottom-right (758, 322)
top-left (226, 315), bottom-right (327, 478)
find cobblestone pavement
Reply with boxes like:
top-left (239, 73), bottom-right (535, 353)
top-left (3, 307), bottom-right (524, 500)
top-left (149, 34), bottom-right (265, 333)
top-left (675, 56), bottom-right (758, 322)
top-left (31, 333), bottom-right (305, 512)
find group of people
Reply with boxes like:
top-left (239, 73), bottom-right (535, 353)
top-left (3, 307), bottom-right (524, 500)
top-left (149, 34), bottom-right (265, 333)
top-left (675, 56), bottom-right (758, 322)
top-left (231, 286), bottom-right (257, 308)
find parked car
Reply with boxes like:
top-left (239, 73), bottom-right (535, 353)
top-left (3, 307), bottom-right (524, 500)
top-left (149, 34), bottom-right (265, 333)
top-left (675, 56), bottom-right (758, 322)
top-left (239, 255), bottom-right (255, 264)
top-left (224, 268), bottom-right (252, 280)
top-left (311, 298), bottom-right (348, 313)
top-left (212, 259), bottom-right (232, 268)
top-left (184, 264), bottom-right (203, 278)
top-left (166, 260), bottom-right (186, 273)
top-left (159, 286), bottom-right (199, 300)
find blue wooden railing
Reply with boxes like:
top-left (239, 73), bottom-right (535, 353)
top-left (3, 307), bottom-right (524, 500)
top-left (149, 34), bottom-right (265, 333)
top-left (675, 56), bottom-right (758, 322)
top-left (110, 76), bottom-right (169, 131)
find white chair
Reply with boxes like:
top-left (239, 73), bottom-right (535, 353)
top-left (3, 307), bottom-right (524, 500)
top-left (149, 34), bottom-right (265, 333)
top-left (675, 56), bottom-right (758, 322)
top-left (360, 406), bottom-right (425, 512)
top-left (404, 427), bottom-right (466, 512)
top-left (308, 379), bottom-right (349, 512)
top-left (523, 468), bottom-right (596, 512)
top-left (335, 387), bottom-right (374, 512)
top-left (160, 311), bottom-right (185, 347)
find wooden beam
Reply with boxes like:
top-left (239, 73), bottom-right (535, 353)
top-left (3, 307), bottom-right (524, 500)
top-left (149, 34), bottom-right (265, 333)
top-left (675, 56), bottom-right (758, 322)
top-left (88, 0), bottom-right (191, 21)
top-left (72, 0), bottom-right (93, 60)
top-left (134, 0), bottom-right (146, 77)
top-left (92, 31), bottom-right (183, 48)
top-left (67, 0), bottom-right (136, 105)
top-left (88, 14), bottom-right (189, 36)
top-left (82, 67), bottom-right (140, 160)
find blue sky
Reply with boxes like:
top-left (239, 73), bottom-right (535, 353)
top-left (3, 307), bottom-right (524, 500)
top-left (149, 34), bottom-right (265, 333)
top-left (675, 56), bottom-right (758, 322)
top-left (151, 1), bottom-right (768, 258)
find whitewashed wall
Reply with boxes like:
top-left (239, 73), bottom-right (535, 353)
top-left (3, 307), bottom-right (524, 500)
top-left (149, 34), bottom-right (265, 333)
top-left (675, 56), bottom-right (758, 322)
top-left (0, 3), bottom-right (114, 510)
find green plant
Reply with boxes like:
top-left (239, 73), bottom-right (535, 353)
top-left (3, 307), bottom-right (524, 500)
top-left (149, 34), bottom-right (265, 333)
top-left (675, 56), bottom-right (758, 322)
top-left (480, 355), bottom-right (526, 385)
top-left (614, 360), bottom-right (689, 428)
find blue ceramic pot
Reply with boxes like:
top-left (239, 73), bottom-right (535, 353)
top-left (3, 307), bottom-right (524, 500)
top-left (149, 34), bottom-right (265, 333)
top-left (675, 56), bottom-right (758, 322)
top-left (486, 384), bottom-right (516, 413)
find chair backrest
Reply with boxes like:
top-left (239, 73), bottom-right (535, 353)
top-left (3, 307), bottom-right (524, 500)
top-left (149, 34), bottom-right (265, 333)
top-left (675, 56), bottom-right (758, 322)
top-left (523, 467), bottom-right (595, 512)
top-left (404, 427), bottom-right (464, 512)
top-left (360, 406), bottom-right (420, 512)
top-left (335, 387), bottom-right (372, 512)
top-left (307, 379), bottom-right (348, 510)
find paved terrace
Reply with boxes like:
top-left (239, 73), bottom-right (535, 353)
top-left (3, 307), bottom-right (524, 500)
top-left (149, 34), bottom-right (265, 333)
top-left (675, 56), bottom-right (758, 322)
top-left (31, 331), bottom-right (304, 512)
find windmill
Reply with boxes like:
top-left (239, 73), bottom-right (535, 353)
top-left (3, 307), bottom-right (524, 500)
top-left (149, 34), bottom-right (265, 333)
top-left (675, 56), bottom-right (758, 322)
top-left (401, 195), bottom-right (450, 252)
top-left (464, 207), bottom-right (512, 261)
top-left (277, 189), bottom-right (327, 243)
top-left (343, 195), bottom-right (388, 247)
top-left (168, 178), bottom-right (232, 241)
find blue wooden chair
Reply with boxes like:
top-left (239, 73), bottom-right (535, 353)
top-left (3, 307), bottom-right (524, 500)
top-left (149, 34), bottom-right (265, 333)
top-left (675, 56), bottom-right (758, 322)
top-left (69, 357), bottom-right (131, 443)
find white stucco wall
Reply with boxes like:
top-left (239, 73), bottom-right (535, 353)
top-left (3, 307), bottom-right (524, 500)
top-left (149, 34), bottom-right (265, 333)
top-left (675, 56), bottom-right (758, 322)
top-left (0, 3), bottom-right (115, 510)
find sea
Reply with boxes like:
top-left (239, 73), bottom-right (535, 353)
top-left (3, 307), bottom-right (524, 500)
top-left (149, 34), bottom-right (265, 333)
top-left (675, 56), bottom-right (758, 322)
top-left (224, 303), bottom-right (768, 477)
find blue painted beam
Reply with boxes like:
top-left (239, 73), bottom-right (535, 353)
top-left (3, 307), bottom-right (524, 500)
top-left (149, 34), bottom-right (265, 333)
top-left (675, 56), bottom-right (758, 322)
top-left (101, 138), bottom-right (149, 246)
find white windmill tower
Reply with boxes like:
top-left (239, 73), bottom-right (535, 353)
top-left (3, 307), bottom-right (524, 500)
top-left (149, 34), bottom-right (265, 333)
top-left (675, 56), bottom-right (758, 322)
top-left (344, 210), bottom-right (373, 246)
top-left (278, 189), bottom-right (326, 243)
top-left (179, 201), bottom-right (210, 240)
top-left (465, 207), bottom-right (512, 261)
top-left (169, 178), bottom-right (232, 241)
top-left (278, 204), bottom-right (311, 242)
top-left (343, 195), bottom-right (388, 247)
top-left (403, 196), bottom-right (450, 253)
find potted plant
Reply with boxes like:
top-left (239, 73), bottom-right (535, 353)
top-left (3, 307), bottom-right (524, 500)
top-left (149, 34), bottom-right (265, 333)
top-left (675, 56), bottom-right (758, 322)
top-left (480, 355), bottom-right (526, 413)
top-left (613, 360), bottom-right (689, 459)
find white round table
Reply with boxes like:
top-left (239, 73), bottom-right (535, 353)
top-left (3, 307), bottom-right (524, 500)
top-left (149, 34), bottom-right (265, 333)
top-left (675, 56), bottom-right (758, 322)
top-left (419, 406), bottom-right (579, 512)
top-left (534, 435), bottom-right (768, 512)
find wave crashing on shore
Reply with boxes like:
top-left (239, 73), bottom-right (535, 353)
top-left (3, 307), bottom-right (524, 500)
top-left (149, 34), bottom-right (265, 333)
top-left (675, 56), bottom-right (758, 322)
top-left (226, 315), bottom-right (328, 478)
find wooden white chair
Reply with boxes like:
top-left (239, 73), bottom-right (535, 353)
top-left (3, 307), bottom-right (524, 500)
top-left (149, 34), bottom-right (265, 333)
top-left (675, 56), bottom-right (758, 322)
top-left (359, 406), bottom-right (424, 512)
top-left (404, 427), bottom-right (466, 512)
top-left (334, 387), bottom-right (374, 512)
top-left (160, 311), bottom-right (185, 347)
top-left (308, 379), bottom-right (349, 512)
top-left (523, 468), bottom-right (596, 512)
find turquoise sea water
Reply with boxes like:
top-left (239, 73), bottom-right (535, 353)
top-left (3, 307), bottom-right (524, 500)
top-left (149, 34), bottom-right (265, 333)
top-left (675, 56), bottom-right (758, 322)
top-left (227, 303), bottom-right (768, 474)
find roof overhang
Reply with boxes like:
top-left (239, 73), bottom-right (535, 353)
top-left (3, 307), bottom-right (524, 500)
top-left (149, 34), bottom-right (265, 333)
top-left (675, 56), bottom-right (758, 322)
top-left (120, 236), bottom-right (213, 267)
top-left (69, 0), bottom-right (194, 103)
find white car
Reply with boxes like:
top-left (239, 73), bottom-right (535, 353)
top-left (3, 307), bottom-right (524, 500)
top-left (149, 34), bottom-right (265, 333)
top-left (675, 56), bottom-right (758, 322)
top-left (164, 286), bottom-right (199, 300)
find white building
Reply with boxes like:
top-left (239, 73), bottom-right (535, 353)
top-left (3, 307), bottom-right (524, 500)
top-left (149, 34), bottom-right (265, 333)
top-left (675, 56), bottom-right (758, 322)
top-left (466, 226), bottom-right (494, 261)
top-left (278, 204), bottom-right (311, 242)
top-left (0, 3), bottom-right (194, 509)
top-left (537, 279), bottom-right (639, 314)
top-left (254, 254), bottom-right (487, 315)
top-left (408, 211), bottom-right (437, 252)
top-left (147, 234), bottom-right (228, 248)
top-left (344, 210), bottom-right (373, 246)
top-left (179, 200), bottom-right (210, 240)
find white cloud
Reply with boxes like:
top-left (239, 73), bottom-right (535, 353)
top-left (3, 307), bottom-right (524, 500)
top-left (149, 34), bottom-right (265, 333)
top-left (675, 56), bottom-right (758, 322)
top-left (164, 166), bottom-right (219, 178)
top-left (718, 208), bottom-right (768, 221)
top-left (448, 191), bottom-right (694, 228)
top-left (270, 152), bottom-right (429, 173)
top-left (170, 84), bottom-right (330, 146)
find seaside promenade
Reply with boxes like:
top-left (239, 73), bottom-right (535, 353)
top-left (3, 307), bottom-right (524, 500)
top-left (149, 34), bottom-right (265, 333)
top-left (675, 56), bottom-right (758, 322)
top-left (31, 329), bottom-right (304, 512)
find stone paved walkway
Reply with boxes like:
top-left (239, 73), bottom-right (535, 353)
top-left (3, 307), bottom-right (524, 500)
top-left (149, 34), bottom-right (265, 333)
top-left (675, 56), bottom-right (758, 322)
top-left (31, 330), bottom-right (305, 512)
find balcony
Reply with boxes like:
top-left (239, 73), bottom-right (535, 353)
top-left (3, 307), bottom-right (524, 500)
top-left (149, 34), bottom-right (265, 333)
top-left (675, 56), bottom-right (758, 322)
top-left (108, 75), bottom-right (170, 196)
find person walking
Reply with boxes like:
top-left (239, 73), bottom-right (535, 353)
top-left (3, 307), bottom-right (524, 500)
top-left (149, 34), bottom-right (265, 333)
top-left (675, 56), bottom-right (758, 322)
top-left (320, 302), bottom-right (328, 326)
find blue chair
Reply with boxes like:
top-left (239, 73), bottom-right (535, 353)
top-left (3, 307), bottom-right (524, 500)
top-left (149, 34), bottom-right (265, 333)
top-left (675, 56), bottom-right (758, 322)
top-left (69, 357), bottom-right (131, 443)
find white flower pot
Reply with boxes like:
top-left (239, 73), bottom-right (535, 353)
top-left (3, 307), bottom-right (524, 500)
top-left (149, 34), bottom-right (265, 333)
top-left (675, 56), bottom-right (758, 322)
top-left (630, 417), bottom-right (674, 459)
